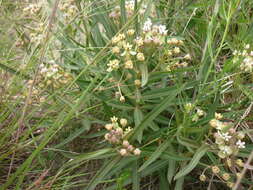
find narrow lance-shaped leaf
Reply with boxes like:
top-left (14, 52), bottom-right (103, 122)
top-left (87, 156), bottom-right (121, 190)
top-left (138, 139), bottom-right (171, 172)
top-left (130, 84), bottom-right (186, 142)
top-left (174, 145), bottom-right (209, 180)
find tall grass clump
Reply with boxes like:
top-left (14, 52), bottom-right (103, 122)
top-left (0, 0), bottom-right (253, 190)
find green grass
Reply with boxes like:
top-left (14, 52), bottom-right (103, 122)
top-left (0, 0), bottom-right (253, 190)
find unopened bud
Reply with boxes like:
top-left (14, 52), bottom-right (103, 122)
top-left (235, 159), bottom-right (244, 167)
top-left (211, 166), bottom-right (220, 174)
top-left (127, 145), bottom-right (134, 152)
top-left (199, 174), bottom-right (206, 182)
top-left (122, 140), bottom-right (130, 147)
top-left (237, 132), bottom-right (245, 140)
top-left (120, 96), bottom-right (125, 102)
top-left (222, 173), bottom-right (230, 181)
top-left (134, 79), bottom-right (141, 87)
top-left (120, 118), bottom-right (128, 127)
top-left (133, 148), bottom-right (141, 156)
top-left (119, 148), bottom-right (127, 156)
top-left (105, 123), bottom-right (113, 130)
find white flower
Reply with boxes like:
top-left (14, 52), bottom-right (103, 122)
top-left (107, 59), bottom-right (120, 72)
top-left (143, 18), bottom-right (152, 32)
top-left (110, 116), bottom-right (118, 123)
top-left (216, 121), bottom-right (225, 130)
top-left (219, 145), bottom-right (233, 155)
top-left (245, 44), bottom-right (250, 49)
top-left (196, 108), bottom-right (205, 117)
top-left (236, 140), bottom-right (245, 149)
top-left (158, 24), bottom-right (168, 35)
top-left (241, 56), bottom-right (253, 72)
top-left (218, 131), bottom-right (232, 141)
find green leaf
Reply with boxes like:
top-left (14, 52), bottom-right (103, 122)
top-left (64, 148), bottom-right (114, 167)
top-left (134, 107), bottom-right (144, 142)
top-left (87, 156), bottom-right (121, 190)
top-left (174, 145), bottom-right (209, 180)
top-left (140, 63), bottom-right (148, 87)
top-left (167, 159), bottom-right (176, 184)
top-left (174, 177), bottom-right (184, 190)
top-left (131, 84), bottom-right (185, 141)
top-left (120, 0), bottom-right (127, 25)
top-left (139, 139), bottom-right (171, 172)
top-left (132, 160), bottom-right (140, 190)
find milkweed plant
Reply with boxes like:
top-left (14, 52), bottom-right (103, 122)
top-left (2, 0), bottom-right (253, 190)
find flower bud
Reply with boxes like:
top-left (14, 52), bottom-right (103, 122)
top-left (133, 148), bottom-right (141, 156)
top-left (134, 79), bottom-right (141, 87)
top-left (173, 47), bottom-right (180, 54)
top-left (120, 96), bottom-right (125, 102)
top-left (226, 158), bottom-right (232, 167)
top-left (122, 140), bottom-right (130, 147)
top-left (235, 159), bottom-right (244, 167)
top-left (120, 118), bottom-right (128, 127)
top-left (104, 133), bottom-right (111, 140)
top-left (137, 52), bottom-right (145, 61)
top-left (124, 60), bottom-right (133, 69)
top-left (222, 173), bottom-right (230, 181)
top-left (115, 127), bottom-right (123, 136)
top-left (119, 148), bottom-right (128, 156)
top-left (127, 145), bottom-right (134, 152)
top-left (199, 174), bottom-right (206, 182)
top-left (105, 123), bottom-right (113, 131)
top-left (110, 135), bottom-right (119, 143)
top-left (112, 46), bottom-right (120, 54)
top-left (209, 119), bottom-right (218, 128)
top-left (237, 132), bottom-right (245, 140)
top-left (196, 109), bottom-right (205, 116)
top-left (211, 166), bottom-right (220, 174)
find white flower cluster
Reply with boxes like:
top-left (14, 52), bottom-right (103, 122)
top-left (104, 117), bottom-right (141, 156)
top-left (59, 0), bottom-right (77, 21)
top-left (143, 18), bottom-right (168, 36)
top-left (107, 30), bottom-right (147, 73)
top-left (109, 0), bottom-right (147, 19)
top-left (209, 113), bottom-right (246, 159)
top-left (30, 23), bottom-right (45, 44)
top-left (192, 108), bottom-right (206, 122)
top-left (23, 3), bottom-right (41, 15)
top-left (233, 44), bottom-right (253, 72)
top-left (37, 61), bottom-right (72, 88)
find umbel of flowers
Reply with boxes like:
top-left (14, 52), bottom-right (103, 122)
top-left (105, 18), bottom-right (192, 102)
top-left (24, 61), bottom-right (72, 104)
top-left (209, 113), bottom-right (246, 159)
top-left (198, 113), bottom-right (247, 189)
top-left (59, 0), bottom-right (78, 21)
top-left (108, 17), bottom-right (191, 73)
top-left (233, 44), bottom-right (253, 72)
top-left (104, 116), bottom-right (141, 156)
top-left (109, 0), bottom-right (150, 19)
